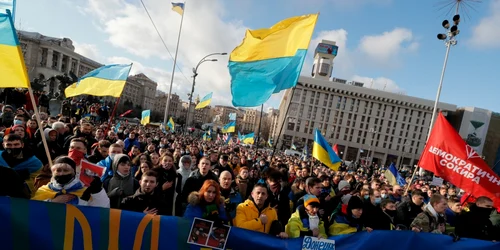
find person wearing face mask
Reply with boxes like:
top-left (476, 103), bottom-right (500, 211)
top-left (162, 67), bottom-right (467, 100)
top-left (455, 196), bottom-right (498, 241)
top-left (0, 134), bottom-right (42, 196)
top-left (0, 105), bottom-right (15, 127)
top-left (103, 154), bottom-right (139, 208)
top-left (361, 189), bottom-right (385, 230)
top-left (329, 196), bottom-right (369, 236)
top-left (286, 194), bottom-right (327, 239)
top-left (380, 199), bottom-right (400, 230)
top-left (32, 156), bottom-right (109, 208)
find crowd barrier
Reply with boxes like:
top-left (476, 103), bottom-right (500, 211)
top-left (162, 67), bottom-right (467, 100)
top-left (0, 197), bottom-right (498, 250)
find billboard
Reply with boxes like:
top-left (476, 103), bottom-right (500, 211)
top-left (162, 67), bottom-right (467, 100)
top-left (458, 107), bottom-right (492, 155)
top-left (315, 43), bottom-right (338, 56)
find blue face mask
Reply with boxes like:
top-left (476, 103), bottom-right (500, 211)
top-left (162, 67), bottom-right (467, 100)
top-left (375, 197), bottom-right (382, 205)
top-left (14, 119), bottom-right (22, 125)
top-left (363, 195), bottom-right (369, 200)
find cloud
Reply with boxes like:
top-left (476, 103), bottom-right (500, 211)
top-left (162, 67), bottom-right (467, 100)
top-left (351, 75), bottom-right (405, 94)
top-left (73, 42), bottom-right (103, 62)
top-left (81, 0), bottom-right (247, 107)
top-left (468, 0), bottom-right (500, 48)
top-left (332, 0), bottom-right (392, 8)
top-left (358, 28), bottom-right (418, 65)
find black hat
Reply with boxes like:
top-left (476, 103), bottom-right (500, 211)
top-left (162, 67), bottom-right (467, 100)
top-left (54, 156), bottom-right (76, 171)
top-left (347, 196), bottom-right (364, 210)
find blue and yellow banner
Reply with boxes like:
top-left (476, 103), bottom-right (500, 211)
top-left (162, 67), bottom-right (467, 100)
top-left (171, 2), bottom-right (184, 16)
top-left (65, 64), bottom-right (132, 98)
top-left (385, 163), bottom-right (406, 186)
top-left (141, 110), bottom-right (151, 125)
top-left (312, 129), bottom-right (341, 171)
top-left (0, 197), bottom-right (498, 250)
top-left (222, 121), bottom-right (236, 133)
top-left (167, 117), bottom-right (175, 131)
top-left (195, 92), bottom-right (213, 109)
top-left (228, 14), bottom-right (318, 107)
top-left (0, 10), bottom-right (29, 88)
top-left (241, 132), bottom-right (254, 145)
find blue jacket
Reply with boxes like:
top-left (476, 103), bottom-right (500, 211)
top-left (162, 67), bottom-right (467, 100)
top-left (123, 138), bottom-right (140, 152)
top-left (98, 156), bottom-right (113, 181)
top-left (183, 191), bottom-right (228, 223)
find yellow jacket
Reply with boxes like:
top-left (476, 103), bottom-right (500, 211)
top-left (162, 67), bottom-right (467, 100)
top-left (285, 209), bottom-right (327, 239)
top-left (234, 199), bottom-right (278, 234)
top-left (328, 215), bottom-right (363, 236)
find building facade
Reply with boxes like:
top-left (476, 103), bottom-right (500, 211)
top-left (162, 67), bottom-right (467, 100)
top-left (274, 76), bottom-right (457, 167)
top-left (120, 73), bottom-right (158, 113)
top-left (153, 92), bottom-right (181, 121)
top-left (268, 107), bottom-right (280, 141)
top-left (18, 30), bottom-right (102, 94)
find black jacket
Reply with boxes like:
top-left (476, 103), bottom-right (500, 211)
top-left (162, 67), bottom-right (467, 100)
top-left (396, 200), bottom-right (423, 228)
top-left (120, 189), bottom-right (170, 215)
top-left (455, 205), bottom-right (499, 241)
top-left (179, 170), bottom-right (218, 206)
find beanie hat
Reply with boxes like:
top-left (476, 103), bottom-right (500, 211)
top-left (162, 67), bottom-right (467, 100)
top-left (2, 105), bottom-right (14, 113)
top-left (54, 156), bottom-right (76, 171)
top-left (338, 180), bottom-right (350, 191)
top-left (303, 194), bottom-right (320, 208)
top-left (347, 196), bottom-right (364, 210)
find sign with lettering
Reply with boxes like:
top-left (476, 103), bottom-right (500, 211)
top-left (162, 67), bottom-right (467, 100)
top-left (302, 236), bottom-right (335, 250)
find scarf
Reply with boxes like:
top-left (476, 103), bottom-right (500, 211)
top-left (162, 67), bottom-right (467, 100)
top-left (426, 203), bottom-right (439, 220)
top-left (32, 178), bottom-right (86, 204)
top-left (308, 214), bottom-right (320, 230)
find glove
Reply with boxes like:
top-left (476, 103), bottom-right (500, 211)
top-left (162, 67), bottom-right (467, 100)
top-left (81, 176), bottom-right (103, 201)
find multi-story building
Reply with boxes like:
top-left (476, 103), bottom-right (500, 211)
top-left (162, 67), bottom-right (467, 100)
top-left (18, 30), bottom-right (102, 94)
top-left (242, 108), bottom-right (262, 134)
top-left (273, 40), bottom-right (457, 167)
top-left (153, 92), bottom-right (181, 121)
top-left (120, 73), bottom-right (157, 113)
top-left (268, 107), bottom-right (280, 140)
top-left (213, 105), bottom-right (239, 126)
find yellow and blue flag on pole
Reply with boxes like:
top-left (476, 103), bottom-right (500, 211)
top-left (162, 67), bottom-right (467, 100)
top-left (291, 143), bottom-right (297, 150)
top-left (228, 14), bottom-right (318, 107)
top-left (242, 132), bottom-right (255, 145)
top-left (171, 2), bottom-right (184, 16)
top-left (222, 121), bottom-right (236, 133)
top-left (141, 110), bottom-right (151, 125)
top-left (312, 129), bottom-right (341, 170)
top-left (167, 117), bottom-right (175, 131)
top-left (267, 138), bottom-right (273, 147)
top-left (385, 163), bottom-right (407, 186)
top-left (195, 92), bottom-right (212, 109)
top-left (0, 10), bottom-right (29, 88)
top-left (65, 64), bottom-right (131, 98)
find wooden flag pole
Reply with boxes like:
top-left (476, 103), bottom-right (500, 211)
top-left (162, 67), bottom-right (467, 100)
top-left (27, 87), bottom-right (53, 167)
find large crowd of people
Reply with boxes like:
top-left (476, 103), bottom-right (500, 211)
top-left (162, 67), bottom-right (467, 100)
top-left (0, 94), bottom-right (499, 244)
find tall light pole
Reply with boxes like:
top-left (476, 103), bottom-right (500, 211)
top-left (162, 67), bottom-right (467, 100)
top-left (185, 52), bottom-right (227, 129)
top-left (367, 127), bottom-right (377, 165)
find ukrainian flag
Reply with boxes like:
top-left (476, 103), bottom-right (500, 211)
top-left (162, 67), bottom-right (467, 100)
top-left (291, 143), bottom-right (297, 150)
top-left (228, 14), bottom-right (318, 107)
top-left (65, 64), bottom-right (131, 98)
top-left (167, 117), bottom-right (175, 131)
top-left (385, 163), bottom-right (407, 186)
top-left (242, 132), bottom-right (255, 145)
top-left (141, 110), bottom-right (151, 125)
top-left (222, 121), bottom-right (236, 133)
top-left (312, 129), bottom-right (341, 170)
top-left (0, 11), bottom-right (29, 88)
top-left (225, 133), bottom-right (232, 145)
top-left (171, 2), bottom-right (184, 16)
top-left (195, 92), bottom-right (212, 109)
top-left (268, 138), bottom-right (273, 147)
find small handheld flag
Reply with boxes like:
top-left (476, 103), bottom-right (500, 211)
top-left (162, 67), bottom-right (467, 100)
top-left (141, 110), bottom-right (151, 125)
top-left (312, 129), bottom-right (341, 170)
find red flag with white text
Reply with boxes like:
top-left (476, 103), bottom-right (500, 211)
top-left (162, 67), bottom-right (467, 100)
top-left (333, 144), bottom-right (339, 156)
top-left (418, 112), bottom-right (500, 207)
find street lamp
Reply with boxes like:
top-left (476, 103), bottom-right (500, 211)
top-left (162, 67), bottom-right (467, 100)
top-left (427, 12), bottom-right (461, 141)
top-left (185, 52), bottom-right (227, 129)
top-left (367, 127), bottom-right (377, 165)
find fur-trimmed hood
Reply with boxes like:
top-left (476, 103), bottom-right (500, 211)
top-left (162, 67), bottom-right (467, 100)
top-left (187, 191), bottom-right (225, 206)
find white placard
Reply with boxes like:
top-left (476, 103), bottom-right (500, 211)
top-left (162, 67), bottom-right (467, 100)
top-left (431, 177), bottom-right (444, 187)
top-left (302, 236), bottom-right (335, 250)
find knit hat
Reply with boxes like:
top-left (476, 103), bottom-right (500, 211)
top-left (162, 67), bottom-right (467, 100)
top-left (303, 194), bottom-right (320, 208)
top-left (2, 105), bottom-right (14, 113)
top-left (54, 156), bottom-right (77, 171)
top-left (347, 196), bottom-right (364, 210)
top-left (338, 180), bottom-right (350, 191)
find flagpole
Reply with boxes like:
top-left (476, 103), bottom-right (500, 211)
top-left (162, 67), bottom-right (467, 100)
top-left (255, 104), bottom-right (264, 151)
top-left (270, 87), bottom-right (296, 159)
top-left (28, 87), bottom-right (53, 167)
top-left (164, 2), bottom-right (186, 125)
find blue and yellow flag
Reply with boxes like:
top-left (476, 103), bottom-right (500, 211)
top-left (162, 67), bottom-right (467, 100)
top-left (0, 11), bottom-right (29, 88)
top-left (222, 121), bottom-right (236, 133)
top-left (385, 163), bottom-right (407, 186)
top-left (291, 143), bottom-right (297, 150)
top-left (225, 133), bottom-right (232, 145)
top-left (312, 129), bottom-right (341, 170)
top-left (228, 14), bottom-right (318, 107)
top-left (167, 117), bottom-right (175, 131)
top-left (65, 64), bottom-right (131, 98)
top-left (171, 2), bottom-right (184, 16)
top-left (242, 132), bottom-right (255, 145)
top-left (141, 110), bottom-right (151, 125)
top-left (195, 92), bottom-right (212, 109)
top-left (267, 138), bottom-right (273, 147)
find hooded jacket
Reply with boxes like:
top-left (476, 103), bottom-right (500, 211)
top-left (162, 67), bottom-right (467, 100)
top-left (234, 198), bottom-right (278, 234)
top-left (36, 128), bottom-right (63, 165)
top-left (177, 155), bottom-right (193, 192)
top-left (103, 154), bottom-right (139, 208)
top-left (183, 191), bottom-right (228, 224)
top-left (286, 205), bottom-right (327, 239)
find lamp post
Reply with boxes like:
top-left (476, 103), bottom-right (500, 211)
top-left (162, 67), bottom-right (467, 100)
top-left (185, 52), bottom-right (227, 129)
top-left (367, 127), bottom-right (377, 165)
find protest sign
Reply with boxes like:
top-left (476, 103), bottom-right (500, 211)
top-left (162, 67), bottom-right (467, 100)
top-left (80, 161), bottom-right (106, 186)
top-left (302, 236), bottom-right (335, 250)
